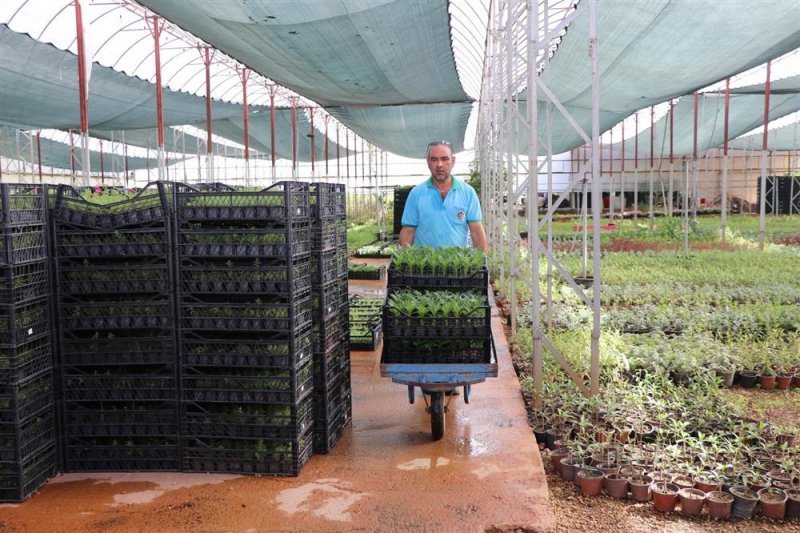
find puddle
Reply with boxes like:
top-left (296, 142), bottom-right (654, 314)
top-left (275, 478), bottom-right (368, 522)
top-left (395, 457), bottom-right (450, 471)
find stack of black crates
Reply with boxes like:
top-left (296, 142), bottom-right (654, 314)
top-left (309, 184), bottom-right (350, 453)
top-left (392, 186), bottom-right (412, 237)
top-left (175, 182), bottom-right (315, 475)
top-left (0, 185), bottom-right (57, 501)
top-left (51, 183), bottom-right (179, 471)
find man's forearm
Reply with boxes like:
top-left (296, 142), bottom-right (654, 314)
top-left (469, 222), bottom-right (488, 252)
top-left (398, 226), bottom-right (415, 248)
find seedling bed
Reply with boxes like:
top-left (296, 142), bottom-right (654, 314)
top-left (348, 263), bottom-right (386, 280)
top-left (349, 319), bottom-right (382, 351)
top-left (352, 239), bottom-right (397, 258)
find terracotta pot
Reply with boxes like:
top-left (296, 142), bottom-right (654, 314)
top-left (776, 374), bottom-right (793, 390)
top-left (596, 462), bottom-right (619, 477)
top-left (706, 490), bottom-right (734, 520)
top-left (671, 474), bottom-right (694, 491)
top-left (759, 374), bottom-right (776, 390)
top-left (559, 456), bottom-right (577, 482)
top-left (786, 489), bottom-right (800, 520)
top-left (793, 373), bottom-right (800, 389)
top-left (604, 473), bottom-right (629, 499)
top-left (758, 487), bottom-right (787, 520)
top-left (619, 464), bottom-right (645, 478)
top-left (679, 487), bottom-right (706, 517)
top-left (694, 474), bottom-right (722, 493)
top-left (730, 485), bottom-right (759, 520)
top-left (629, 475), bottom-right (653, 502)
top-left (651, 482), bottom-right (679, 513)
top-left (577, 468), bottom-right (604, 497)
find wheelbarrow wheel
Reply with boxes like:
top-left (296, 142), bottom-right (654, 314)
top-left (430, 391), bottom-right (445, 440)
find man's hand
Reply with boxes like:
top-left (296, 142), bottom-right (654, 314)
top-left (398, 226), bottom-right (415, 248)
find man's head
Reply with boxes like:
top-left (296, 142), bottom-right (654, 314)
top-left (426, 141), bottom-right (455, 184)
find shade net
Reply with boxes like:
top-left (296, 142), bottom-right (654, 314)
top-left (327, 102), bottom-right (473, 158)
top-left (513, 0), bottom-right (800, 155)
top-left (611, 76), bottom-right (800, 158)
top-left (729, 122), bottom-right (800, 151)
top-left (0, 127), bottom-right (163, 172)
top-left (91, 128), bottom-right (245, 159)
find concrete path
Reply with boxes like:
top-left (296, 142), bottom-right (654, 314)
top-left (0, 259), bottom-right (553, 533)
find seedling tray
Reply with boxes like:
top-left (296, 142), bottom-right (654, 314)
top-left (0, 226), bottom-right (47, 266)
top-left (182, 397), bottom-right (313, 440)
top-left (176, 181), bottom-right (310, 222)
top-left (387, 264), bottom-right (488, 291)
top-left (382, 304), bottom-right (491, 338)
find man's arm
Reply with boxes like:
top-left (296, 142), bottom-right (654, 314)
top-left (469, 221), bottom-right (488, 252)
top-left (398, 226), bottom-right (416, 248)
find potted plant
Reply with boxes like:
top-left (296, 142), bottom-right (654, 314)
top-left (629, 474), bottom-right (653, 502)
top-left (678, 487), bottom-right (706, 517)
top-left (651, 480), bottom-right (680, 512)
top-left (729, 484), bottom-right (759, 519)
top-left (706, 490), bottom-right (734, 520)
top-left (757, 487), bottom-right (788, 520)
top-left (604, 472), bottom-right (629, 499)
top-left (577, 467), bottom-right (604, 497)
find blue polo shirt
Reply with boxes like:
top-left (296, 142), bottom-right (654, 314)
top-left (401, 176), bottom-right (482, 248)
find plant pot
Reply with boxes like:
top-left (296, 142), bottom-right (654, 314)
top-left (619, 464), bottom-right (645, 478)
top-left (604, 473), bottom-right (629, 499)
top-left (532, 424), bottom-right (548, 444)
top-left (786, 489), bottom-right (800, 520)
top-left (679, 487), bottom-right (706, 517)
top-left (738, 370), bottom-right (759, 388)
top-left (671, 474), bottom-right (694, 491)
top-left (729, 485), bottom-right (759, 519)
top-left (776, 374), bottom-right (793, 390)
top-left (651, 482), bottom-right (679, 513)
top-left (595, 462), bottom-right (620, 477)
top-left (707, 490), bottom-right (734, 520)
top-left (759, 374), bottom-right (776, 390)
top-left (577, 468), bottom-right (604, 497)
top-left (629, 475), bottom-right (653, 502)
top-left (695, 473), bottom-right (722, 493)
top-left (717, 370), bottom-right (735, 388)
top-left (544, 429), bottom-right (562, 451)
top-left (550, 447), bottom-right (569, 477)
top-left (775, 433), bottom-right (799, 448)
top-left (758, 487), bottom-right (787, 520)
top-left (793, 373), bottom-right (800, 389)
top-left (559, 456), bottom-right (577, 482)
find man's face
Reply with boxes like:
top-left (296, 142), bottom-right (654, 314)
top-left (427, 144), bottom-right (455, 184)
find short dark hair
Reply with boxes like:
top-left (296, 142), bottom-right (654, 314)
top-left (426, 141), bottom-right (453, 158)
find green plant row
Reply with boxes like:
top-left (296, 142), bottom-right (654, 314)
top-left (386, 289), bottom-right (486, 318)
top-left (390, 246), bottom-right (485, 276)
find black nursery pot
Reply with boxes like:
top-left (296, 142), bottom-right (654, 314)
top-left (737, 371), bottom-right (759, 388)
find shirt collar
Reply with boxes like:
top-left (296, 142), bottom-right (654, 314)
top-left (426, 176), bottom-right (460, 189)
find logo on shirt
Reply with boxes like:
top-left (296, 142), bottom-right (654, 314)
top-left (456, 210), bottom-right (465, 220)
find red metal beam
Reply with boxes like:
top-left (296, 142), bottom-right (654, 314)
top-left (201, 46), bottom-right (214, 155)
top-left (74, 0), bottom-right (89, 136)
top-left (239, 67), bottom-right (250, 162)
top-left (149, 16), bottom-right (165, 151)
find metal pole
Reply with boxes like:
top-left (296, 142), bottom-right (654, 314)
top-left (682, 159), bottom-right (689, 254)
top-left (290, 97), bottom-right (298, 179)
top-left (239, 67), bottom-right (250, 185)
top-left (148, 16), bottom-right (166, 181)
top-left (309, 107), bottom-right (316, 178)
top-left (202, 46), bottom-right (214, 183)
top-left (269, 85), bottom-right (278, 182)
top-left (669, 99), bottom-right (674, 216)
top-left (634, 112), bottom-right (639, 222)
top-left (759, 61), bottom-right (772, 250)
top-left (648, 106), bottom-right (655, 228)
top-left (74, 0), bottom-right (91, 185)
top-left (721, 78), bottom-right (730, 240)
top-left (506, 0), bottom-right (517, 338)
top-left (588, 0), bottom-right (601, 397)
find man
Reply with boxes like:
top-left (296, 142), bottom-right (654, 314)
top-left (399, 141), bottom-right (488, 252)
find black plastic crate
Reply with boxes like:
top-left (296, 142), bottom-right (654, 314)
top-left (0, 443), bottom-right (57, 502)
top-left (0, 185), bottom-right (47, 227)
top-left (181, 296), bottom-right (312, 333)
top-left (55, 227), bottom-right (169, 259)
top-left (62, 369), bottom-right (176, 402)
top-left (312, 284), bottom-right (349, 323)
top-left (0, 372), bottom-right (54, 424)
top-left (381, 337), bottom-right (492, 364)
top-left (182, 431), bottom-right (313, 476)
top-left (178, 222), bottom-right (311, 260)
top-left (0, 297), bottom-right (49, 346)
top-left (313, 340), bottom-right (349, 391)
top-left (63, 403), bottom-right (178, 438)
top-left (0, 226), bottom-right (47, 266)
top-left (0, 334), bottom-right (52, 385)
top-left (181, 327), bottom-right (313, 369)
top-left (58, 261), bottom-right (170, 295)
top-left (52, 182), bottom-right (170, 229)
top-left (179, 256), bottom-right (311, 296)
top-left (313, 382), bottom-right (352, 427)
top-left (382, 304), bottom-right (491, 338)
top-left (312, 219), bottom-right (347, 252)
top-left (59, 331), bottom-right (175, 367)
top-left (348, 263), bottom-right (386, 280)
top-left (349, 319), bottom-right (382, 351)
top-left (309, 183), bottom-right (346, 220)
top-left (181, 360), bottom-right (313, 405)
top-left (182, 395), bottom-right (313, 440)
top-left (64, 436), bottom-right (179, 472)
top-left (0, 261), bottom-right (49, 304)
top-left (0, 408), bottom-right (56, 462)
top-left (312, 312), bottom-right (348, 353)
top-left (387, 262), bottom-right (489, 292)
top-left (60, 299), bottom-right (172, 331)
top-left (176, 181), bottom-right (309, 222)
top-left (313, 404), bottom-right (351, 454)
top-left (311, 249), bottom-right (348, 286)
